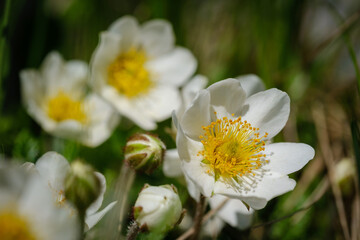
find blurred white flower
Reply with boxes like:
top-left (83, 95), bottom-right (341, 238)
top-left (208, 195), bottom-right (253, 231)
top-left (20, 51), bottom-right (119, 147)
top-left (133, 184), bottom-right (182, 234)
top-left (174, 78), bottom-right (315, 210)
top-left (23, 152), bottom-right (116, 230)
top-left (90, 15), bottom-right (197, 130)
top-left (0, 162), bottom-right (79, 240)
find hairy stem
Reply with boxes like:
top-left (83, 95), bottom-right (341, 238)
top-left (126, 221), bottom-right (140, 240)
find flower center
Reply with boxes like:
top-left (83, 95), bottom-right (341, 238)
top-left (0, 212), bottom-right (37, 240)
top-left (107, 48), bottom-right (152, 97)
top-left (47, 91), bottom-right (87, 123)
top-left (198, 113), bottom-right (269, 184)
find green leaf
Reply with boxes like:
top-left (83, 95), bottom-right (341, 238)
top-left (351, 121), bottom-right (360, 188)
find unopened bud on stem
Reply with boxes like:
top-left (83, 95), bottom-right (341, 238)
top-left (64, 160), bottom-right (101, 213)
top-left (133, 184), bottom-right (183, 234)
top-left (124, 133), bottom-right (166, 174)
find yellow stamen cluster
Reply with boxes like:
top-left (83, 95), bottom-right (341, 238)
top-left (47, 91), bottom-right (87, 123)
top-left (107, 48), bottom-right (152, 97)
top-left (0, 212), bottom-right (37, 240)
top-left (198, 113), bottom-right (269, 182)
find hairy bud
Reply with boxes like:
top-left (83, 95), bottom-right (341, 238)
top-left (124, 133), bottom-right (166, 174)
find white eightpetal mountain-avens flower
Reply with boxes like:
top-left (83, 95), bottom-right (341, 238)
top-left (164, 74), bottom-right (263, 180)
top-left (0, 162), bottom-right (79, 240)
top-left (22, 152), bottom-right (116, 230)
top-left (90, 15), bottom-right (197, 130)
top-left (20, 51), bottom-right (119, 147)
top-left (163, 75), bottom-right (263, 231)
top-left (174, 78), bottom-right (315, 210)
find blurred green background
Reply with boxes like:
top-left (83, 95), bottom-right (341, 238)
top-left (1, 0), bottom-right (360, 239)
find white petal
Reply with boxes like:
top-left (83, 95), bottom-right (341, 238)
top-left (146, 47), bottom-right (197, 87)
top-left (209, 195), bottom-right (253, 230)
top-left (140, 19), bottom-right (175, 58)
top-left (21, 162), bottom-right (38, 174)
top-left (236, 74), bottom-right (265, 96)
top-left (51, 120), bottom-right (86, 140)
top-left (59, 60), bottom-right (88, 97)
top-left (90, 32), bottom-right (123, 91)
top-left (20, 70), bottom-right (44, 106)
top-left (18, 174), bottom-right (79, 240)
top-left (163, 149), bottom-right (183, 178)
top-left (35, 152), bottom-right (70, 192)
top-left (265, 143), bottom-right (315, 175)
top-left (182, 74), bottom-right (208, 109)
top-left (214, 175), bottom-right (296, 210)
top-left (80, 94), bottom-right (119, 147)
top-left (207, 78), bottom-right (247, 119)
top-left (40, 52), bottom-right (64, 94)
top-left (86, 172), bottom-right (106, 215)
top-left (108, 15), bottom-right (140, 50)
top-left (85, 201), bottom-right (117, 230)
top-left (240, 88), bottom-right (290, 139)
top-left (182, 159), bottom-right (214, 197)
top-left (203, 216), bottom-right (225, 237)
top-left (135, 85), bottom-right (181, 122)
top-left (174, 117), bottom-right (203, 163)
top-left (101, 86), bottom-right (157, 131)
top-left (181, 90), bottom-right (211, 140)
top-left (213, 181), bottom-right (268, 209)
top-left (101, 86), bottom-right (157, 130)
top-left (184, 173), bottom-right (201, 201)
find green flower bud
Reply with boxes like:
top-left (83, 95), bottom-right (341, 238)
top-left (64, 160), bottom-right (101, 212)
top-left (124, 133), bottom-right (166, 174)
top-left (133, 184), bottom-right (183, 234)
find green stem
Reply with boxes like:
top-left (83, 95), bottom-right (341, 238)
top-left (345, 38), bottom-right (360, 94)
top-left (116, 164), bottom-right (136, 239)
top-left (78, 209), bottom-right (86, 240)
top-left (0, 0), bottom-right (11, 111)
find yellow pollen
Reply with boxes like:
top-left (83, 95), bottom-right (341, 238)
top-left (47, 91), bottom-right (87, 123)
top-left (199, 113), bottom-right (268, 181)
top-left (0, 212), bottom-right (37, 240)
top-left (56, 190), bottom-right (66, 207)
top-left (107, 48), bottom-right (152, 97)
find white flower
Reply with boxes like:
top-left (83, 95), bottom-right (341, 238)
top-left (90, 15), bottom-right (197, 130)
top-left (133, 184), bottom-right (182, 233)
top-left (0, 162), bottom-right (79, 240)
top-left (164, 74), bottom-right (263, 180)
top-left (208, 195), bottom-right (254, 230)
top-left (23, 151), bottom-right (116, 230)
top-left (164, 75), bottom-right (263, 232)
top-left (20, 51), bottom-right (119, 147)
top-left (174, 78), bottom-right (315, 210)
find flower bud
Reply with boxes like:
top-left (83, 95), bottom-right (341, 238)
top-left (133, 184), bottom-right (183, 234)
top-left (64, 160), bottom-right (101, 212)
top-left (124, 133), bottom-right (166, 174)
top-left (335, 158), bottom-right (355, 196)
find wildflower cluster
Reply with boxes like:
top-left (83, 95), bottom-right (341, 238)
top-left (0, 10), bottom-right (318, 240)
